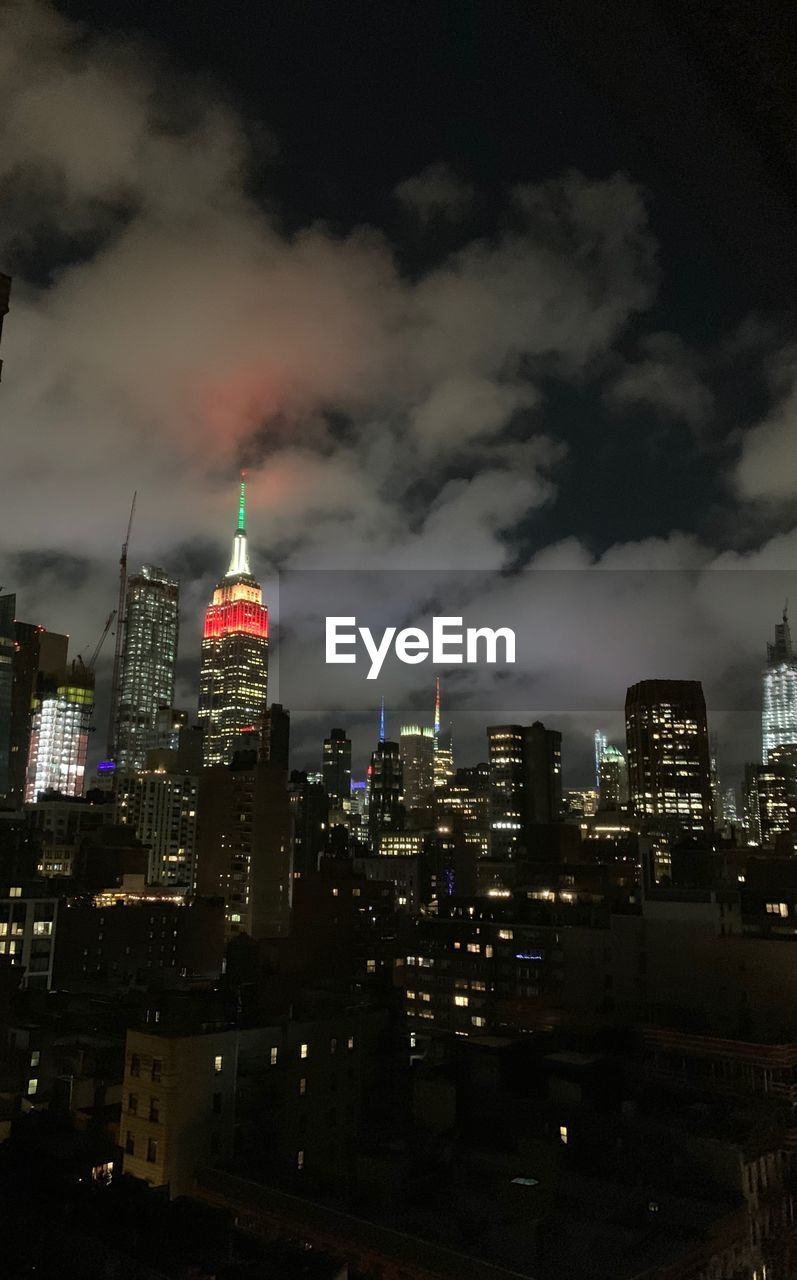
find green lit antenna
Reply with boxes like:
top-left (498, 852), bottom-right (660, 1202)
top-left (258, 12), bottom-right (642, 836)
top-left (238, 471), bottom-right (247, 532)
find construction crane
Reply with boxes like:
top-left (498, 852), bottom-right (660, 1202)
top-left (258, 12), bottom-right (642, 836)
top-left (76, 609), bottom-right (116, 672)
top-left (106, 492), bottom-right (136, 758)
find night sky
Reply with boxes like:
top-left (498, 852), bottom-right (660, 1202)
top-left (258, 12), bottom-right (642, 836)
top-left (3, 0), bottom-right (797, 784)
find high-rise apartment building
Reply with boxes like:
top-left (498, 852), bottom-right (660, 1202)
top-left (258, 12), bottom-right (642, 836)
top-left (198, 477), bottom-right (269, 765)
top-left (743, 763), bottom-right (791, 848)
top-left (322, 728), bottom-right (352, 808)
top-left (115, 752), bottom-right (199, 886)
top-left (9, 621), bottom-right (68, 805)
top-left (24, 660), bottom-right (95, 801)
top-left (763, 609), bottom-right (797, 764)
top-left (625, 679), bottom-right (713, 835)
top-left (113, 565), bottom-right (179, 770)
top-left (366, 739), bottom-right (403, 845)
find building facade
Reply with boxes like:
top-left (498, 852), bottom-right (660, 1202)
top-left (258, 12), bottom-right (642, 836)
top-left (114, 565), bottom-right (179, 770)
top-left (625, 679), bottom-right (713, 836)
top-left (198, 478), bottom-right (269, 765)
top-left (763, 608), bottom-right (797, 764)
top-left (24, 661), bottom-right (94, 802)
top-left (322, 727), bottom-right (352, 808)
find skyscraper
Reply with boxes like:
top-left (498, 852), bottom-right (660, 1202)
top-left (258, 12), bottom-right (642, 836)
top-left (198, 476), bottom-right (269, 766)
top-left (367, 739), bottom-right (403, 845)
top-left (9, 621), bottom-right (68, 805)
top-left (598, 744), bottom-right (629, 810)
top-left (625, 679), bottom-right (713, 835)
top-left (433, 677), bottom-right (454, 790)
top-left (113, 564), bottom-right (179, 770)
top-left (399, 724), bottom-right (435, 813)
top-left (487, 721), bottom-right (563, 859)
top-left (762, 608), bottom-right (797, 764)
top-left (743, 763), bottom-right (791, 848)
top-left (25, 660), bottom-right (94, 801)
top-left (323, 727), bottom-right (352, 807)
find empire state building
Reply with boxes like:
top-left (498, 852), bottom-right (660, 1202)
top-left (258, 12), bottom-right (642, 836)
top-left (198, 475), bottom-right (269, 765)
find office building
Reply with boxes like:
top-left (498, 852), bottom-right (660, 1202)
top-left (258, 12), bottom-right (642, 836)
top-left (598, 744), bottom-right (629, 809)
top-left (625, 679), bottom-right (713, 835)
top-left (743, 763), bottom-right (791, 848)
top-left (487, 721), bottom-right (563, 859)
top-left (322, 727), bottom-right (351, 807)
top-left (113, 565), bottom-right (179, 770)
top-left (24, 660), bottom-right (95, 801)
top-left (399, 724), bottom-right (435, 814)
top-left (199, 477), bottom-right (269, 765)
top-left (762, 607), bottom-right (797, 763)
top-left (366, 739), bottom-right (403, 845)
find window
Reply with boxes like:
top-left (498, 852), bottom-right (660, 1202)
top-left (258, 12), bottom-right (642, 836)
top-left (213, 1092), bottom-right (222, 1114)
top-left (559, 1125), bottom-right (568, 1145)
top-left (128, 1093), bottom-right (138, 1115)
top-left (125, 1132), bottom-right (135, 1156)
top-left (30, 1050), bottom-right (40, 1068)
top-left (214, 1054), bottom-right (223, 1074)
top-left (330, 1038), bottom-right (337, 1054)
top-left (300, 1043), bottom-right (308, 1059)
top-left (347, 1037), bottom-right (355, 1050)
top-left (151, 1057), bottom-right (162, 1082)
top-left (27, 1078), bottom-right (37, 1096)
top-left (299, 1077), bottom-right (307, 1096)
top-left (149, 1098), bottom-right (159, 1123)
top-left (130, 1053), bottom-right (141, 1078)
top-left (454, 995), bottom-right (469, 1007)
top-left (146, 1138), bottom-right (158, 1163)
top-left (270, 1047), bottom-right (278, 1066)
top-left (297, 1150), bottom-right (304, 1170)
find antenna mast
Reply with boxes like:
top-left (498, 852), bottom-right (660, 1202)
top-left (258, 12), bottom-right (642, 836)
top-left (106, 492), bottom-right (136, 759)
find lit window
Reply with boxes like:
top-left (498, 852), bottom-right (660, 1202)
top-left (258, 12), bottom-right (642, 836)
top-left (214, 1055), bottom-right (223, 1074)
top-left (270, 1047), bottom-right (278, 1065)
top-left (297, 1150), bottom-right (304, 1170)
top-left (30, 1050), bottom-right (40, 1068)
top-left (300, 1043), bottom-right (308, 1059)
top-left (299, 1077), bottom-right (307, 1095)
top-left (454, 995), bottom-right (469, 1007)
top-left (27, 1078), bottom-right (37, 1096)
top-left (347, 1036), bottom-right (354, 1050)
top-left (559, 1125), bottom-right (568, 1145)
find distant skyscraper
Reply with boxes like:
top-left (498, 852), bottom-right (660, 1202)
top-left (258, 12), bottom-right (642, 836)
top-left (9, 621), bottom-right (68, 805)
top-left (198, 476), bottom-right (269, 766)
top-left (594, 729), bottom-right (608, 789)
top-left (487, 725), bottom-right (525, 859)
top-left (323, 727), bottom-right (352, 807)
top-left (114, 564), bottom-right (179, 770)
top-left (0, 593), bottom-right (16, 797)
top-left (625, 679), bottom-right (713, 835)
top-left (762, 608), bottom-right (797, 764)
top-left (367, 739), bottom-right (403, 845)
top-left (433, 677), bottom-right (454, 790)
top-left (25, 660), bottom-right (94, 801)
top-left (399, 724), bottom-right (435, 812)
top-left (744, 763), bottom-right (791, 848)
top-left (598, 744), bottom-right (629, 810)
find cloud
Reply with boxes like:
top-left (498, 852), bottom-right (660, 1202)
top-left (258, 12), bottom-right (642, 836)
top-left (394, 162), bottom-right (474, 223)
top-left (605, 332), bottom-right (714, 428)
top-left (734, 345), bottom-right (797, 502)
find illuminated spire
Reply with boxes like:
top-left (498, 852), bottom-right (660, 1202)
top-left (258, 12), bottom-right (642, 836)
top-left (379, 696), bottom-right (386, 743)
top-left (226, 472), bottom-right (252, 577)
top-left (434, 676), bottom-right (441, 737)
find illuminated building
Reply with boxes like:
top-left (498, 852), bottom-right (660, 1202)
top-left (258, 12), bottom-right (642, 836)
top-left (432, 677), bottom-right (454, 790)
top-left (625, 680), bottom-right (713, 835)
top-left (24, 660), bottom-right (94, 802)
top-left (198, 476), bottom-right (269, 766)
top-left (487, 722), bottom-right (563, 859)
top-left (366, 739), bottom-right (403, 845)
top-left (114, 565), bottom-right (179, 770)
top-left (743, 763), bottom-right (791, 848)
top-left (323, 727), bottom-right (351, 807)
top-left (0, 890), bottom-right (57, 989)
top-left (598, 744), bottom-right (629, 809)
top-left (9, 620), bottom-right (68, 805)
top-left (115, 755), bottom-right (198, 886)
top-left (763, 608), bottom-right (797, 763)
top-left (399, 724), bottom-right (435, 813)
